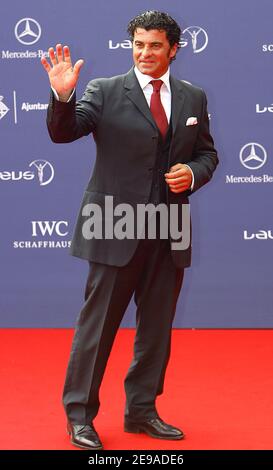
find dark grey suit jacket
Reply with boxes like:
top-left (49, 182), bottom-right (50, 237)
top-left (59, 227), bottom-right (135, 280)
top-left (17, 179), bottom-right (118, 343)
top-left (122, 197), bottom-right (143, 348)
top-left (47, 67), bottom-right (218, 268)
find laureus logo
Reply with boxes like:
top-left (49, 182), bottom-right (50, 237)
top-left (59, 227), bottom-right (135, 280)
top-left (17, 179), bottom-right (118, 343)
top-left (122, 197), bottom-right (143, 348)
top-left (180, 26), bottom-right (208, 53)
top-left (14, 18), bottom-right (41, 45)
top-left (29, 159), bottom-right (54, 186)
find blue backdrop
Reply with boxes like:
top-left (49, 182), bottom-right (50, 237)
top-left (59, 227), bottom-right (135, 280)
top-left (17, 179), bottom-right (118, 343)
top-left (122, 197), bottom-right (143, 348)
top-left (1, 0), bottom-right (272, 327)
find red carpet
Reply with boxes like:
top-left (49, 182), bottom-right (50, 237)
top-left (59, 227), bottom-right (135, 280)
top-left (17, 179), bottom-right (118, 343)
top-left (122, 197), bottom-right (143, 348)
top-left (0, 329), bottom-right (273, 450)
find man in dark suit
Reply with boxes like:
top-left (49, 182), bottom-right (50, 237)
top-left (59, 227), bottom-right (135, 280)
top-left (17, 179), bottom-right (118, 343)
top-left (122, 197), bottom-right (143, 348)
top-left (42, 10), bottom-right (218, 450)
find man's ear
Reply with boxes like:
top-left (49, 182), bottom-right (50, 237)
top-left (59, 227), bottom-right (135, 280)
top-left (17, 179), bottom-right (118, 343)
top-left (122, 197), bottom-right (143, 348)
top-left (170, 44), bottom-right (178, 59)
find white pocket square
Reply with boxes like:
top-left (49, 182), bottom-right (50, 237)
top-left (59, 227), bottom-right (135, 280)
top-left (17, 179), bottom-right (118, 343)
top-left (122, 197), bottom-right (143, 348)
top-left (186, 117), bottom-right (198, 126)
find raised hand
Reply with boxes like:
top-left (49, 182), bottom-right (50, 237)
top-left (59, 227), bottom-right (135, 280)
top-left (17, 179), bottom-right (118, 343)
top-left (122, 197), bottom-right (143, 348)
top-left (41, 44), bottom-right (84, 101)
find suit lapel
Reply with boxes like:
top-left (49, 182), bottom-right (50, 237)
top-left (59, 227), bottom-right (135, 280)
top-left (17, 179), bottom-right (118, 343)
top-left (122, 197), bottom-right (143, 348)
top-left (124, 68), bottom-right (157, 131)
top-left (170, 75), bottom-right (186, 135)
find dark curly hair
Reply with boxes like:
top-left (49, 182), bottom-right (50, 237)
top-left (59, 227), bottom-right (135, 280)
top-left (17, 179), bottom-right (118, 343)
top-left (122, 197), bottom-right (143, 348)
top-left (127, 10), bottom-right (181, 61)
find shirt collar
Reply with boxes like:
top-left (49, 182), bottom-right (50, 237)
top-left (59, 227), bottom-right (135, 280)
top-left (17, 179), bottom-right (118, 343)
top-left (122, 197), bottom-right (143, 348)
top-left (134, 66), bottom-right (171, 92)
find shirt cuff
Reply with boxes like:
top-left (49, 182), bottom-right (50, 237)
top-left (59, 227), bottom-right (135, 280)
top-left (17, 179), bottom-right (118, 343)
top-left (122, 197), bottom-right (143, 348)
top-left (51, 87), bottom-right (75, 102)
top-left (184, 165), bottom-right (195, 191)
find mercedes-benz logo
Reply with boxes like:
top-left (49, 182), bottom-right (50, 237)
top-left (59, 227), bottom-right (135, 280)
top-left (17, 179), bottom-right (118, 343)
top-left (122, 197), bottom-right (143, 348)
top-left (180, 26), bottom-right (208, 53)
top-left (15, 18), bottom-right (41, 45)
top-left (29, 159), bottom-right (54, 186)
top-left (240, 143), bottom-right (267, 170)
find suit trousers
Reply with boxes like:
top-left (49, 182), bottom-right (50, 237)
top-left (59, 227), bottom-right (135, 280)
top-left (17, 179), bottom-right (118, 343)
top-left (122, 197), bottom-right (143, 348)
top-left (62, 236), bottom-right (184, 424)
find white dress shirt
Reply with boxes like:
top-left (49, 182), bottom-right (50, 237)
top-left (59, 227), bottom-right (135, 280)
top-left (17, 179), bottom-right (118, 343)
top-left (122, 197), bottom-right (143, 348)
top-left (52, 66), bottom-right (194, 190)
top-left (133, 65), bottom-right (171, 123)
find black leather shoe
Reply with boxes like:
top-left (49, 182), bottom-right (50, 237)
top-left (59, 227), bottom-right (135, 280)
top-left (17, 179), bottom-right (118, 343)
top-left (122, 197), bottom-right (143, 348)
top-left (124, 417), bottom-right (184, 440)
top-left (67, 422), bottom-right (103, 450)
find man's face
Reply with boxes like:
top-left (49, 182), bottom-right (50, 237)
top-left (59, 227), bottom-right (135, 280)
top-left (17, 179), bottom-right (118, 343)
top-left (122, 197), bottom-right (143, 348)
top-left (132, 28), bottom-right (178, 78)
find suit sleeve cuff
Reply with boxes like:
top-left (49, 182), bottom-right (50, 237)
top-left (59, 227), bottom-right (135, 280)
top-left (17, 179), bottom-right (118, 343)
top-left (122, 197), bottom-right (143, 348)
top-left (184, 164), bottom-right (195, 191)
top-left (51, 87), bottom-right (75, 102)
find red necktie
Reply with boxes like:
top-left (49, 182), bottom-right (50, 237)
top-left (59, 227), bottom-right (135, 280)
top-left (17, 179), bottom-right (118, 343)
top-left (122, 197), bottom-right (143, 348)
top-left (149, 79), bottom-right (168, 139)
